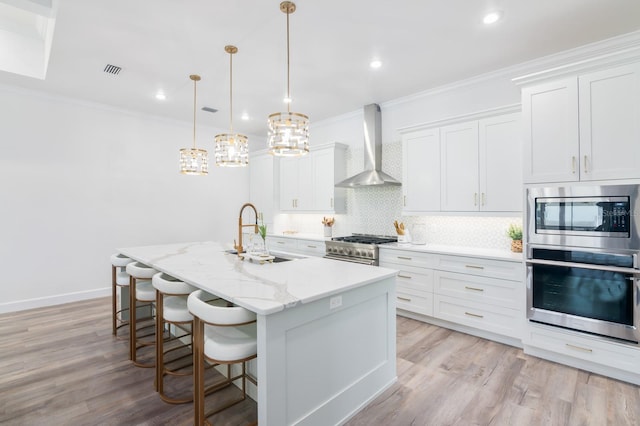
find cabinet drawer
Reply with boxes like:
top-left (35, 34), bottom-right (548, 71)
top-left (433, 295), bottom-right (521, 338)
top-left (381, 263), bottom-right (434, 294)
top-left (269, 237), bottom-right (297, 252)
top-left (526, 323), bottom-right (640, 374)
top-left (295, 239), bottom-right (325, 257)
top-left (435, 254), bottom-right (523, 281)
top-left (396, 289), bottom-right (433, 317)
top-left (379, 249), bottom-right (436, 269)
top-left (433, 270), bottom-right (521, 309)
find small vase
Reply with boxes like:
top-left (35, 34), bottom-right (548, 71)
top-left (324, 226), bottom-right (332, 238)
top-left (511, 239), bottom-right (523, 253)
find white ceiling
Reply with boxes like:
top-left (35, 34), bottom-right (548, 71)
top-left (1, 0), bottom-right (640, 139)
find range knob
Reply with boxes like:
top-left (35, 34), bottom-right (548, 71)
top-left (354, 249), bottom-right (361, 257)
top-left (345, 248), bottom-right (352, 256)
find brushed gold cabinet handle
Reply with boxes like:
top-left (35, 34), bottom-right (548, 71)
top-left (474, 193), bottom-right (478, 206)
top-left (397, 297), bottom-right (412, 302)
top-left (398, 274), bottom-right (412, 279)
top-left (571, 156), bottom-right (576, 174)
top-left (481, 193), bottom-right (485, 206)
top-left (465, 286), bottom-right (484, 292)
top-left (277, 241), bottom-right (285, 245)
top-left (465, 265), bottom-right (484, 270)
top-left (403, 195), bottom-right (407, 207)
top-left (584, 155), bottom-right (588, 173)
top-left (307, 245), bottom-right (317, 249)
top-left (398, 256), bottom-right (412, 261)
top-left (566, 343), bottom-right (593, 353)
top-left (330, 198), bottom-right (333, 208)
top-left (465, 311), bottom-right (484, 318)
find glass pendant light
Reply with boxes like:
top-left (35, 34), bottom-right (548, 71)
top-left (215, 45), bottom-right (249, 167)
top-left (267, 1), bottom-right (310, 157)
top-left (179, 75), bottom-right (208, 175)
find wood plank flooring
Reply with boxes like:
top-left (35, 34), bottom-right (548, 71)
top-left (1, 298), bottom-right (639, 425)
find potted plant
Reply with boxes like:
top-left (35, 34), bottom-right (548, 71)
top-left (507, 223), bottom-right (523, 253)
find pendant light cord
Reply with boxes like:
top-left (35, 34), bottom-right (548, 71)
top-left (192, 77), bottom-right (197, 149)
top-left (229, 50), bottom-right (234, 133)
top-left (286, 9), bottom-right (291, 114)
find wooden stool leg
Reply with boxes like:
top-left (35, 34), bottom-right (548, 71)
top-left (129, 276), bottom-right (137, 361)
top-left (112, 266), bottom-right (117, 335)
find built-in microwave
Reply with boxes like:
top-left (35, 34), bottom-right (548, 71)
top-left (527, 184), bottom-right (640, 250)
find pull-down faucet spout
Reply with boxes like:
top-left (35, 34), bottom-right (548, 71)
top-left (235, 203), bottom-right (259, 254)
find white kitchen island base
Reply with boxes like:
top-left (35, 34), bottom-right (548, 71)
top-left (258, 277), bottom-right (397, 425)
top-left (117, 242), bottom-right (397, 426)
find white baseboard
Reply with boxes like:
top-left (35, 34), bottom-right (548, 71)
top-left (0, 287), bottom-right (110, 314)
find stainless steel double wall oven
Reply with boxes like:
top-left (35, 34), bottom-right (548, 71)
top-left (526, 184), bottom-right (640, 343)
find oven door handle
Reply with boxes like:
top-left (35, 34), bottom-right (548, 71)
top-left (324, 255), bottom-right (375, 265)
top-left (526, 258), bottom-right (640, 275)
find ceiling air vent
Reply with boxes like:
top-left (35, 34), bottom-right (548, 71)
top-left (103, 64), bottom-right (122, 75)
top-left (202, 107), bottom-right (218, 113)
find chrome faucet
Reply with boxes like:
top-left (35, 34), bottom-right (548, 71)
top-left (234, 202), bottom-right (259, 254)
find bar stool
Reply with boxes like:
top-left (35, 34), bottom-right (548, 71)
top-left (125, 261), bottom-right (158, 367)
top-left (152, 272), bottom-right (197, 404)
top-left (188, 289), bottom-right (258, 426)
top-left (110, 253), bottom-right (134, 337)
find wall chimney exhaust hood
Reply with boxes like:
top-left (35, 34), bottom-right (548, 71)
top-left (335, 103), bottom-right (401, 188)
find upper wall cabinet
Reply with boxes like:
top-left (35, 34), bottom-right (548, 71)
top-left (521, 62), bottom-right (640, 183)
top-left (249, 151), bottom-right (275, 224)
top-left (402, 128), bottom-right (440, 213)
top-left (401, 109), bottom-right (522, 214)
top-left (278, 142), bottom-right (347, 213)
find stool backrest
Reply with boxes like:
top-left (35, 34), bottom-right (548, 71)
top-left (152, 272), bottom-right (196, 295)
top-left (188, 290), bottom-right (256, 326)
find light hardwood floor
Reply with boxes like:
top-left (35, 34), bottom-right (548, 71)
top-left (1, 298), bottom-right (639, 425)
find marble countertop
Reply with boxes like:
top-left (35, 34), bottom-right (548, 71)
top-left (118, 241), bottom-right (397, 316)
top-left (380, 243), bottom-right (523, 262)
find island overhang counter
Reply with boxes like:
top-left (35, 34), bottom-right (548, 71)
top-left (118, 241), bottom-right (398, 426)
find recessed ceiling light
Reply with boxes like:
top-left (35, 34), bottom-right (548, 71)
top-left (283, 96), bottom-right (292, 103)
top-left (483, 11), bottom-right (502, 25)
top-left (155, 91), bottom-right (166, 100)
top-left (370, 59), bottom-right (382, 69)
top-left (241, 112), bottom-right (249, 121)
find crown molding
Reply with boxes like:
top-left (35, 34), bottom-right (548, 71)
top-left (398, 104), bottom-right (521, 134)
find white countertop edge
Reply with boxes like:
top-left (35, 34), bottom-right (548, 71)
top-left (268, 232), bottom-right (330, 242)
top-left (380, 243), bottom-right (523, 262)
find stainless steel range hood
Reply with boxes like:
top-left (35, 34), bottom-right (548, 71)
top-left (335, 103), bottom-right (401, 188)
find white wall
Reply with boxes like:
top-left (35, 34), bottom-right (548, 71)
top-left (0, 87), bottom-right (251, 311)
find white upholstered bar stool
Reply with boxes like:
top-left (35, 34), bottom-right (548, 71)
top-left (125, 261), bottom-right (159, 367)
top-left (110, 253), bottom-right (135, 337)
top-left (152, 272), bottom-right (197, 404)
top-left (188, 289), bottom-right (258, 426)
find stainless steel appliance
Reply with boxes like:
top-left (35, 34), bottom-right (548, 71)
top-left (526, 184), bottom-right (640, 343)
top-left (325, 234), bottom-right (397, 265)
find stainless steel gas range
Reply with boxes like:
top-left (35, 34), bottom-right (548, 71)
top-left (324, 234), bottom-right (397, 265)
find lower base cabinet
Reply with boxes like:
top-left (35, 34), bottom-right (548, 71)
top-left (379, 247), bottom-right (524, 344)
top-left (524, 322), bottom-right (640, 385)
top-left (268, 236), bottom-right (326, 257)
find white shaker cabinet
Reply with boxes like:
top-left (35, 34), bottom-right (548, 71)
top-left (402, 128), bottom-right (440, 213)
top-left (249, 151), bottom-right (275, 224)
top-left (278, 143), bottom-right (347, 213)
top-left (440, 121), bottom-right (479, 211)
top-left (578, 63), bottom-right (640, 181)
top-left (440, 114), bottom-right (522, 212)
top-left (522, 77), bottom-right (579, 183)
top-left (479, 113), bottom-right (523, 212)
top-left (522, 63), bottom-right (640, 183)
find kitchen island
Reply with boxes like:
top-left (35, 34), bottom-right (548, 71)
top-left (118, 241), bottom-right (398, 426)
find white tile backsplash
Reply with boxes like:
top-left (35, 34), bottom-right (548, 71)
top-left (273, 140), bottom-right (522, 251)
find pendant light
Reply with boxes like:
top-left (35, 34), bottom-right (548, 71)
top-left (215, 45), bottom-right (249, 167)
top-left (179, 75), bottom-right (208, 175)
top-left (267, 1), bottom-right (310, 157)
